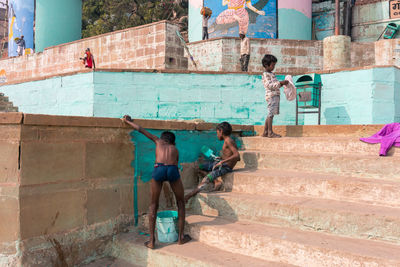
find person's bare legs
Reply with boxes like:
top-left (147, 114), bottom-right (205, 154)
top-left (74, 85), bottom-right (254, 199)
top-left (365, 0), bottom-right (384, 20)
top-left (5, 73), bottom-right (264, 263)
top-left (262, 117), bottom-right (269, 137)
top-left (169, 178), bottom-right (191, 245)
top-left (184, 176), bottom-right (209, 203)
top-left (267, 116), bottom-right (281, 138)
top-left (162, 182), bottom-right (173, 208)
top-left (145, 179), bottom-right (163, 249)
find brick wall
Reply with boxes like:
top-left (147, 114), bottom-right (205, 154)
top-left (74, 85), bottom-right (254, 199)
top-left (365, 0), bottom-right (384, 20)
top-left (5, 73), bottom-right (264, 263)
top-left (186, 37), bottom-right (377, 74)
top-left (187, 37), bottom-right (324, 74)
top-left (0, 21), bottom-right (187, 84)
top-left (375, 39), bottom-right (400, 66)
top-left (351, 42), bottom-right (376, 67)
top-left (0, 114), bottom-right (138, 266)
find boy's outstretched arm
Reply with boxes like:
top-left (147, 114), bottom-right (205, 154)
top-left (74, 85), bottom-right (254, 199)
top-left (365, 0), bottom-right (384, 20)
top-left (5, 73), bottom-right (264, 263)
top-left (123, 115), bottom-right (159, 143)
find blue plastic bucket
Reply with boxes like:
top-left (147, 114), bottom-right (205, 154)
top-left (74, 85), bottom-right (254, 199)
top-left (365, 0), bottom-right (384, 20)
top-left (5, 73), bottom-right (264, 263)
top-left (156, 210), bottom-right (178, 243)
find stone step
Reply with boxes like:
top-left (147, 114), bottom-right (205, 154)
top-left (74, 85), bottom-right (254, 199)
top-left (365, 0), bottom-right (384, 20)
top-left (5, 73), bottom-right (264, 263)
top-left (237, 150), bottom-right (400, 180)
top-left (0, 96), bottom-right (9, 102)
top-left (254, 124), bottom-right (384, 138)
top-left (82, 257), bottom-right (140, 267)
top-left (223, 169), bottom-right (400, 207)
top-left (186, 215), bottom-right (400, 267)
top-left (108, 229), bottom-right (291, 267)
top-left (240, 136), bottom-right (399, 157)
top-left (188, 191), bottom-right (400, 244)
top-left (0, 102), bottom-right (14, 108)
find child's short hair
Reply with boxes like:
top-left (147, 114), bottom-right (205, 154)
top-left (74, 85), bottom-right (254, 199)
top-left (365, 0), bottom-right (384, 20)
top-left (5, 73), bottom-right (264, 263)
top-left (217, 122), bottom-right (232, 136)
top-left (239, 33), bottom-right (245, 39)
top-left (262, 54), bottom-right (278, 68)
top-left (161, 131), bottom-right (176, 145)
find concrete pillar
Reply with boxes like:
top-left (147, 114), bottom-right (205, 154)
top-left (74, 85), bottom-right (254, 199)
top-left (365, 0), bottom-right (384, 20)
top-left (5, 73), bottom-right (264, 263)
top-left (278, 0), bottom-right (312, 40)
top-left (35, 0), bottom-right (82, 52)
top-left (188, 0), bottom-right (204, 42)
top-left (323, 35), bottom-right (351, 70)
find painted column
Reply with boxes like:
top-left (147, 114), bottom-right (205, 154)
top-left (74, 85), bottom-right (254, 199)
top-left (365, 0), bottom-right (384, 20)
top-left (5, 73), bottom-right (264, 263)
top-left (323, 35), bottom-right (351, 70)
top-left (35, 0), bottom-right (82, 52)
top-left (189, 0), bottom-right (203, 42)
top-left (8, 0), bottom-right (35, 57)
top-left (278, 0), bottom-right (312, 40)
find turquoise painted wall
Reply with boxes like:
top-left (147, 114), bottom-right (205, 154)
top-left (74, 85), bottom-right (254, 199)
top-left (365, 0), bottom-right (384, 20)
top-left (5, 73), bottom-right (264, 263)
top-left (92, 71), bottom-right (293, 125)
top-left (278, 0), bottom-right (312, 40)
top-left (278, 9), bottom-right (311, 40)
top-left (1, 68), bottom-right (399, 125)
top-left (35, 0), bottom-right (82, 52)
top-left (303, 68), bottom-right (400, 125)
top-left (0, 72), bottom-right (94, 116)
top-left (131, 129), bottom-right (246, 183)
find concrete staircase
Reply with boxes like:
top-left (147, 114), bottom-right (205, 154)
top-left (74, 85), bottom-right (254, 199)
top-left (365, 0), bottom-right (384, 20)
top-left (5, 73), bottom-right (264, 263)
top-left (0, 93), bottom-right (18, 112)
top-left (86, 129), bottom-right (400, 266)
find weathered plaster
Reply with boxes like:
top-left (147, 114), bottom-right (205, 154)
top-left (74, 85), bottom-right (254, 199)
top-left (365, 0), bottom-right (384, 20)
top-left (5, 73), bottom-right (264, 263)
top-left (1, 68), bottom-right (399, 126)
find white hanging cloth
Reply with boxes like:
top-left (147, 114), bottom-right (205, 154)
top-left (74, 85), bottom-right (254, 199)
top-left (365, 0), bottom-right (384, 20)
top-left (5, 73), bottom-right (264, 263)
top-left (284, 75), bottom-right (296, 101)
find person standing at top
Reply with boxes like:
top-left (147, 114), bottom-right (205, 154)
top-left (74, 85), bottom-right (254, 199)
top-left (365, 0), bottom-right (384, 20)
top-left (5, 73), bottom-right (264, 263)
top-left (81, 48), bottom-right (96, 69)
top-left (15, 35), bottom-right (25, 56)
top-left (240, 33), bottom-right (250, 72)
top-left (202, 11), bottom-right (211, 40)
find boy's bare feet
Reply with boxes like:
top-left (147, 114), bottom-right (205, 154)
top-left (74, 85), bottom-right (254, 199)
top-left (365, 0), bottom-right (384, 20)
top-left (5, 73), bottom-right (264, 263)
top-left (268, 132), bottom-right (281, 138)
top-left (213, 178), bottom-right (223, 191)
top-left (178, 234), bottom-right (192, 245)
top-left (261, 132), bottom-right (268, 137)
top-left (144, 238), bottom-right (155, 249)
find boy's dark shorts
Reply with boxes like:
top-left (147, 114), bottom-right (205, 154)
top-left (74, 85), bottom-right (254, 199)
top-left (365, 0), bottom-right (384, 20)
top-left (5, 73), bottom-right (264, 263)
top-left (200, 160), bottom-right (233, 182)
top-left (267, 95), bottom-right (280, 117)
top-left (152, 163), bottom-right (180, 182)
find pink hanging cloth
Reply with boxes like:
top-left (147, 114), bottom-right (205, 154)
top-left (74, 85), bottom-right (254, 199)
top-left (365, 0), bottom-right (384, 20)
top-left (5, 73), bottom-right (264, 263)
top-left (360, 123), bottom-right (400, 156)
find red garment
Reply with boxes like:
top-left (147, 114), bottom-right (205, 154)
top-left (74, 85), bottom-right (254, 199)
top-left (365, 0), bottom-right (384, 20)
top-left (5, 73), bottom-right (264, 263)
top-left (85, 52), bottom-right (93, 68)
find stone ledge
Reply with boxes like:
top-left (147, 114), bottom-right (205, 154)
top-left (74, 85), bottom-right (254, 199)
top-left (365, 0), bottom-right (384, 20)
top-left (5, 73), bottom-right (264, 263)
top-left (254, 124), bottom-right (385, 137)
top-left (0, 112), bottom-right (23, 124)
top-left (311, 65), bottom-right (400, 75)
top-left (0, 113), bottom-right (254, 132)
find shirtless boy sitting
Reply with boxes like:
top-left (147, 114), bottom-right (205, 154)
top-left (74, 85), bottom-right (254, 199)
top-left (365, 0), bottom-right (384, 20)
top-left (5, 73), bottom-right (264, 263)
top-left (185, 122), bottom-right (240, 202)
top-left (123, 115), bottom-right (191, 249)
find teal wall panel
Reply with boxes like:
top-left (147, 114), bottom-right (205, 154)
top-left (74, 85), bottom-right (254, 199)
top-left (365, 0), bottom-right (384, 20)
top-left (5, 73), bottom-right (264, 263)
top-left (131, 129), bottom-right (248, 183)
top-left (35, 0), bottom-right (82, 52)
top-left (278, 9), bottom-right (311, 40)
top-left (1, 68), bottom-right (399, 126)
top-left (91, 68), bottom-right (400, 125)
top-left (0, 72), bottom-right (94, 116)
top-left (92, 71), bottom-right (293, 125)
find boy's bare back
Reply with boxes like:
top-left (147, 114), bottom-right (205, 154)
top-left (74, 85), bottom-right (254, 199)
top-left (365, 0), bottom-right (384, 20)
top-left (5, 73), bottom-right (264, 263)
top-left (155, 140), bottom-right (179, 165)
